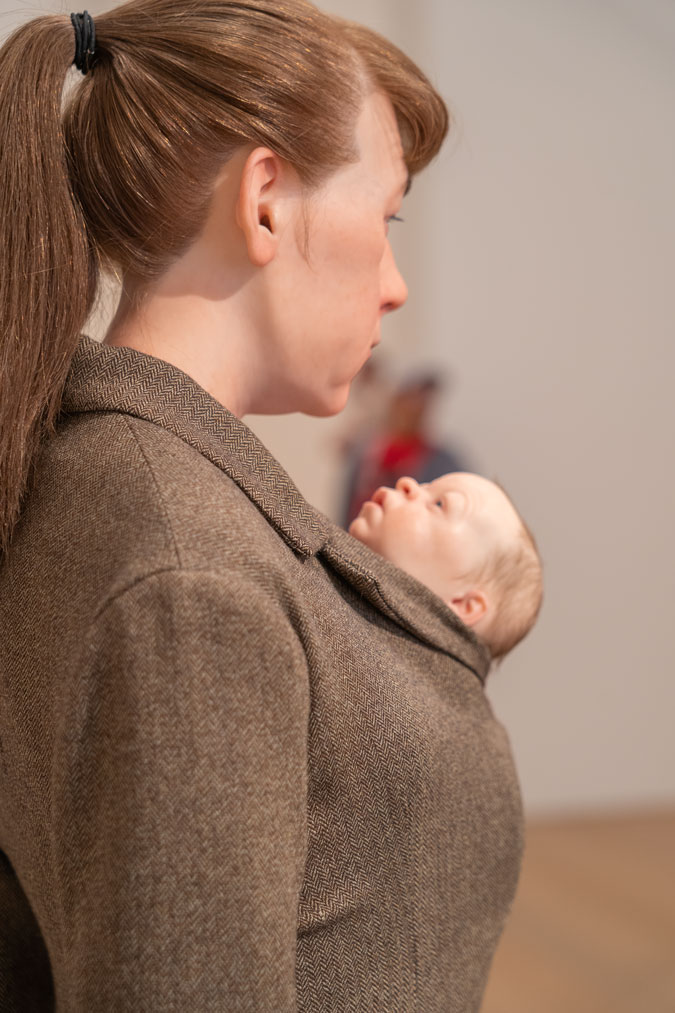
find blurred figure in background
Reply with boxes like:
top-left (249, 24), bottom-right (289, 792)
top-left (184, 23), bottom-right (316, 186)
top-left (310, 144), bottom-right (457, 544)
top-left (339, 367), bottom-right (469, 529)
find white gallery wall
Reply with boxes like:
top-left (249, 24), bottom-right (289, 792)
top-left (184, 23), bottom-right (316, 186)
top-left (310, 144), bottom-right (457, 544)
top-left (3, 0), bottom-right (673, 818)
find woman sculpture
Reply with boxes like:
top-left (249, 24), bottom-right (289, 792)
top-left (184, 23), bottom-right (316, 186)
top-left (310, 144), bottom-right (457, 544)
top-left (0, 1), bottom-right (524, 1008)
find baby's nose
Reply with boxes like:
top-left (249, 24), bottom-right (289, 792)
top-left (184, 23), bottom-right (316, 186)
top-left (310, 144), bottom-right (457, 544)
top-left (395, 476), bottom-right (420, 498)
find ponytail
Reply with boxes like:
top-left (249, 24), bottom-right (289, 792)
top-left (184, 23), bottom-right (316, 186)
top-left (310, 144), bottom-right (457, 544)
top-left (0, 15), bottom-right (99, 556)
top-left (0, 0), bottom-right (449, 559)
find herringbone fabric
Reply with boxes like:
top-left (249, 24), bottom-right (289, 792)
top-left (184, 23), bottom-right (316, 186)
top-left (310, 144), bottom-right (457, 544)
top-left (0, 335), bottom-right (523, 1011)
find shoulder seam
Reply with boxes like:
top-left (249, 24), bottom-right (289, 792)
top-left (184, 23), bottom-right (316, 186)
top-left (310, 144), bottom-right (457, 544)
top-left (119, 415), bottom-right (183, 569)
top-left (91, 566), bottom-right (260, 624)
top-left (91, 567), bottom-right (185, 624)
top-left (89, 568), bottom-right (305, 661)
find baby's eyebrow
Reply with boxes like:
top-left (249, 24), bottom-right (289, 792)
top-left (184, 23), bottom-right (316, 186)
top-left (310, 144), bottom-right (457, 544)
top-left (421, 484), bottom-right (442, 501)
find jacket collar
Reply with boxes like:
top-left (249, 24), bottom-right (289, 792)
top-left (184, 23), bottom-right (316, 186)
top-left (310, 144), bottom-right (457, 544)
top-left (61, 336), bottom-right (491, 683)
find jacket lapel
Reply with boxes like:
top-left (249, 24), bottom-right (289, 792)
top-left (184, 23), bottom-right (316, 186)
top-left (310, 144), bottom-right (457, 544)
top-left (318, 531), bottom-right (491, 681)
top-left (61, 335), bottom-right (330, 558)
top-left (62, 336), bottom-right (490, 682)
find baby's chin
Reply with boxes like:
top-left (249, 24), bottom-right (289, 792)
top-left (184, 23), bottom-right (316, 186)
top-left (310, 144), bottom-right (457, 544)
top-left (348, 516), bottom-right (375, 548)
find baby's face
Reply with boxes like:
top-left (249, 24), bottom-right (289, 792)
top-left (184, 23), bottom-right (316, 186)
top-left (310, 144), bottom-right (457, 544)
top-left (348, 472), bottom-right (523, 606)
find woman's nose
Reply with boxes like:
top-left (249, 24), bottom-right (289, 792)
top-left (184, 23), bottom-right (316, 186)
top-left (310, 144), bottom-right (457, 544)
top-left (380, 243), bottom-right (408, 315)
top-left (395, 476), bottom-right (420, 498)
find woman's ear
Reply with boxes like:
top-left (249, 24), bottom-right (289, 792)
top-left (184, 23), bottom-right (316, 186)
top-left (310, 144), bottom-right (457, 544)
top-left (235, 147), bottom-right (285, 267)
top-left (447, 589), bottom-right (489, 628)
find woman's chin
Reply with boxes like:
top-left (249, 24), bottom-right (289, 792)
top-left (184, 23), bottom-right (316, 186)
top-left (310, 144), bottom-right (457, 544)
top-left (300, 385), bottom-right (351, 418)
top-left (301, 369), bottom-right (374, 417)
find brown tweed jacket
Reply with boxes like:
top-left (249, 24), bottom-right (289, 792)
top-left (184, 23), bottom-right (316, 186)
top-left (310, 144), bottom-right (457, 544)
top-left (0, 335), bottom-right (524, 1012)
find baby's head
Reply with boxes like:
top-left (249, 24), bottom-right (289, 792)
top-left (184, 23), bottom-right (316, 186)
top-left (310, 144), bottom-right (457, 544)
top-left (348, 472), bottom-right (543, 661)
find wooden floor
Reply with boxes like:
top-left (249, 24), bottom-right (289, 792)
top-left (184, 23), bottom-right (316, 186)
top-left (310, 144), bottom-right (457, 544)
top-left (481, 807), bottom-right (675, 1013)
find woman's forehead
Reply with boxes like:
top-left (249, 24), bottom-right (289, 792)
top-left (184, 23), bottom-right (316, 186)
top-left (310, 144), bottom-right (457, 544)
top-left (354, 90), bottom-right (407, 189)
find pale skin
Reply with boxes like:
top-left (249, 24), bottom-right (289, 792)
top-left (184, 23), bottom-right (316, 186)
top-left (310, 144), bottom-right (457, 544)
top-left (348, 473), bottom-right (525, 639)
top-left (103, 88), bottom-right (410, 419)
top-left (101, 93), bottom-right (524, 640)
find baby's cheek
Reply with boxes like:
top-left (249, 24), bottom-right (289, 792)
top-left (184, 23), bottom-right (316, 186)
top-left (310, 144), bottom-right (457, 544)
top-left (376, 531), bottom-right (417, 571)
top-left (383, 526), bottom-right (438, 582)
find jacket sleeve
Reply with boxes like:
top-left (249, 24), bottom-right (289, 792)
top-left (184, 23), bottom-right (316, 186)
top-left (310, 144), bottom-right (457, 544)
top-left (51, 568), bottom-right (309, 1011)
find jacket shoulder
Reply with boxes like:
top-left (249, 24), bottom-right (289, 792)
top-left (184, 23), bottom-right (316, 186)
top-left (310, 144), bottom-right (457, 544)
top-left (117, 412), bottom-right (296, 575)
top-left (10, 411), bottom-right (286, 615)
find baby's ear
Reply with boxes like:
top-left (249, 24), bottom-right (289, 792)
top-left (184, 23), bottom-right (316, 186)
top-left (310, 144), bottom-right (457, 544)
top-left (447, 590), bottom-right (488, 628)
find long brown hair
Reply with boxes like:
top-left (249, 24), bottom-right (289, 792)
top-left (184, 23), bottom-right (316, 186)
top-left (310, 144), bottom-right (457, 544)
top-left (0, 0), bottom-right (449, 557)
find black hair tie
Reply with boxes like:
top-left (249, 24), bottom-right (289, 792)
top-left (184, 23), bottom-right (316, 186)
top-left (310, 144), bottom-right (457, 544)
top-left (70, 11), bottom-right (96, 75)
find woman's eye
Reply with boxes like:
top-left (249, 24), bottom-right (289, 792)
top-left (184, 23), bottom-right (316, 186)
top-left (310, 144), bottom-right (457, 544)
top-left (387, 214), bottom-right (405, 224)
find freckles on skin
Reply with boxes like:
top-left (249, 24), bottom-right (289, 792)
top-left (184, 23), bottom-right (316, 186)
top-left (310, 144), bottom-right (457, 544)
top-left (278, 89), bottom-right (407, 413)
top-left (324, 199), bottom-right (387, 287)
top-left (286, 192), bottom-right (386, 347)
